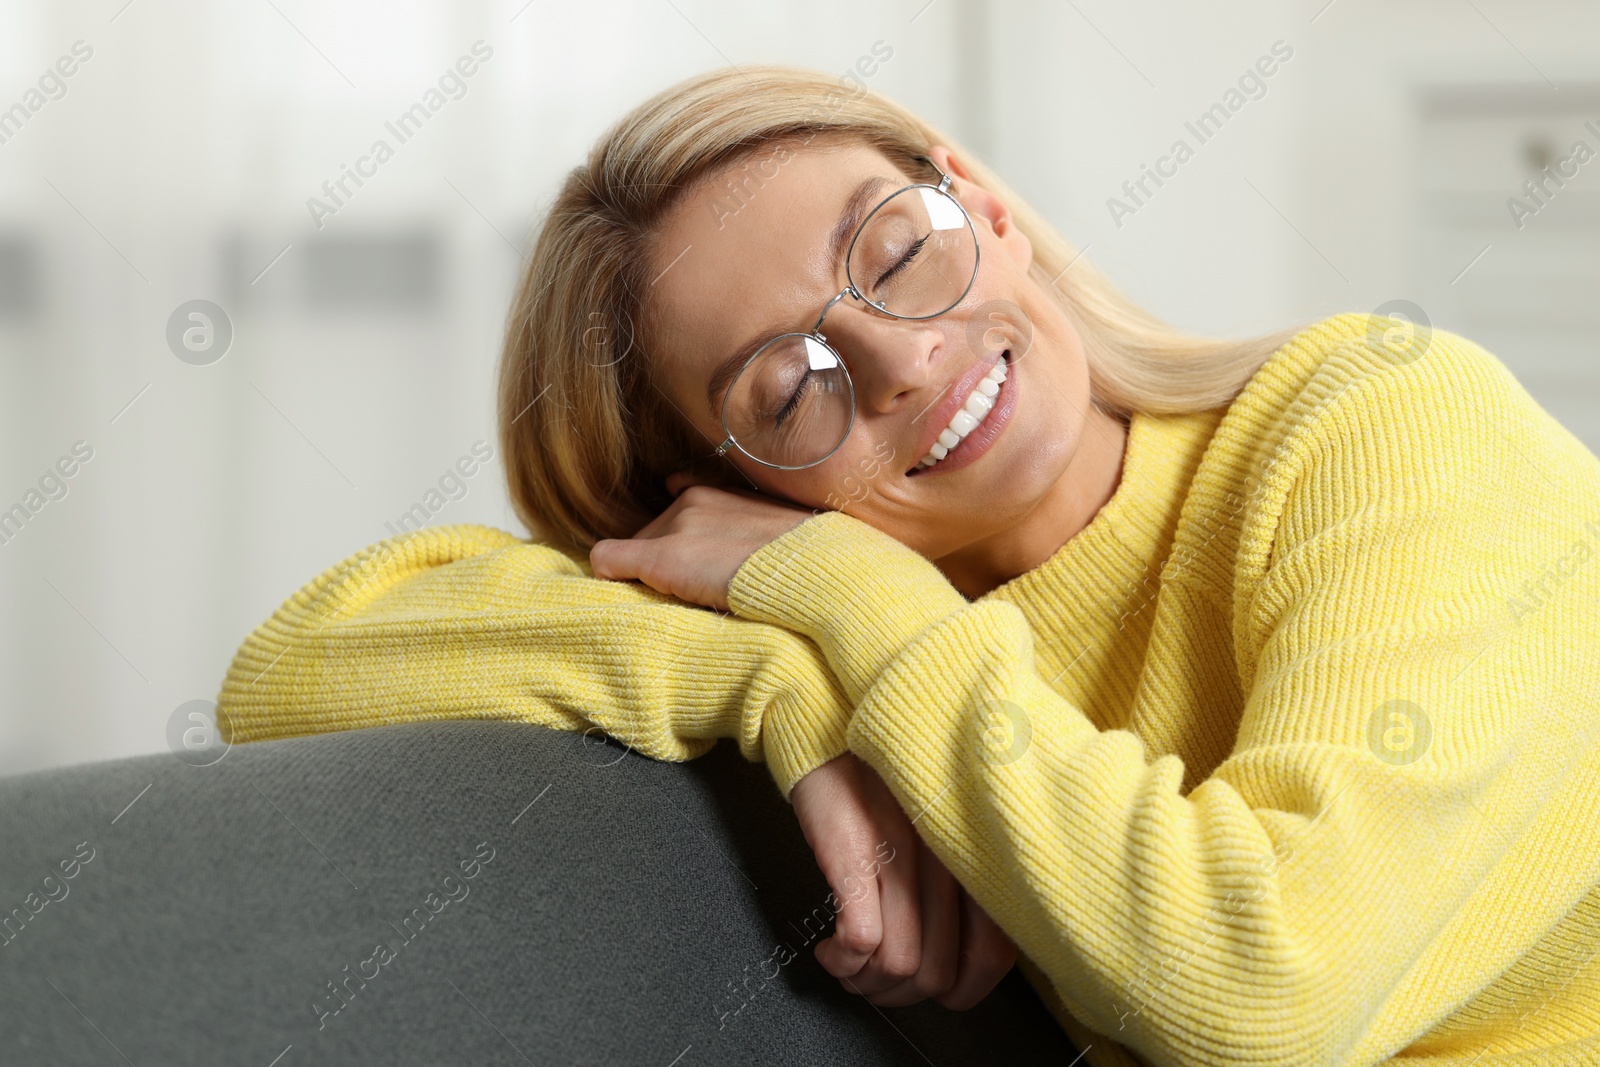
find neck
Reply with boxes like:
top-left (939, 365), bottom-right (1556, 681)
top-left (934, 403), bottom-right (1129, 600)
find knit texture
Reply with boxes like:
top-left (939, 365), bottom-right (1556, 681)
top-left (217, 311), bottom-right (1600, 1065)
top-left (214, 526), bottom-right (854, 795)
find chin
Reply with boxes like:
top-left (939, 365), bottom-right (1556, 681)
top-left (953, 467), bottom-right (1071, 550)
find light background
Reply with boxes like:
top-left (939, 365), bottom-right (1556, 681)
top-left (2, 0), bottom-right (1597, 775)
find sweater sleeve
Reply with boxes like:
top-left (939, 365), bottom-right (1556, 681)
top-left (215, 523), bottom-right (852, 797)
top-left (726, 335), bottom-right (1600, 1065)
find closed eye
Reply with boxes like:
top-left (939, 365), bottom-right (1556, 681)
top-left (876, 234), bottom-right (927, 288)
top-left (774, 369), bottom-right (811, 429)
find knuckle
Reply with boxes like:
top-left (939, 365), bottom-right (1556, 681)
top-left (817, 950), bottom-right (852, 979)
top-left (834, 927), bottom-right (878, 958)
top-left (916, 961), bottom-right (959, 996)
top-left (879, 946), bottom-right (920, 982)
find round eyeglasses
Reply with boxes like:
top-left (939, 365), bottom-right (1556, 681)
top-left (712, 157), bottom-right (981, 470)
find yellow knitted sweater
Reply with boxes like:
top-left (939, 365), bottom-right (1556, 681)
top-left (217, 312), bottom-right (1600, 1066)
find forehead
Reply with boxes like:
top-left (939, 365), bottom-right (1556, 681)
top-left (645, 140), bottom-right (907, 375)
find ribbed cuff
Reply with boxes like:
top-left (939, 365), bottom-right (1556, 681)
top-left (727, 510), bottom-right (970, 706)
top-left (762, 678), bottom-right (853, 801)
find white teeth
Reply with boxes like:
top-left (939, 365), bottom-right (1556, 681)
top-left (914, 357), bottom-right (1009, 472)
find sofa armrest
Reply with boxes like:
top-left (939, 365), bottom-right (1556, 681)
top-left (0, 719), bottom-right (1077, 1065)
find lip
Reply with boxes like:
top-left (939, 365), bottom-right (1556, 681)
top-left (904, 351), bottom-right (1015, 478)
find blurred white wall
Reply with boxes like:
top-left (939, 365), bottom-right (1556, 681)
top-left (1, 0), bottom-right (1597, 776)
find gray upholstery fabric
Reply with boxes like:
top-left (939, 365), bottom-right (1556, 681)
top-left (0, 721), bottom-right (1078, 1065)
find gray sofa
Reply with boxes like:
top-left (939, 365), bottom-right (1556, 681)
top-left (0, 720), bottom-right (1078, 1064)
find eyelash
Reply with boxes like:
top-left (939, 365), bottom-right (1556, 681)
top-left (876, 235), bottom-right (926, 287)
top-left (771, 234), bottom-right (928, 429)
top-left (775, 370), bottom-right (810, 429)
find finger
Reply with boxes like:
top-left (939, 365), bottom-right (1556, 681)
top-left (664, 469), bottom-right (709, 497)
top-left (868, 847), bottom-right (962, 1007)
top-left (589, 502), bottom-right (677, 577)
top-left (934, 889), bottom-right (1019, 1011)
top-left (795, 756), bottom-right (885, 980)
top-left (587, 537), bottom-right (640, 582)
top-left (814, 856), bottom-right (884, 979)
top-left (846, 836), bottom-right (922, 997)
top-left (589, 536), bottom-right (665, 584)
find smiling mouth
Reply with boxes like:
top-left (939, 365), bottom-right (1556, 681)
top-left (905, 350), bottom-right (1011, 476)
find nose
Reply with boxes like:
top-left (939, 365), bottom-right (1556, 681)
top-left (823, 302), bottom-right (942, 416)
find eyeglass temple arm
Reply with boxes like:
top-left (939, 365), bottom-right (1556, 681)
top-left (915, 153), bottom-right (954, 193)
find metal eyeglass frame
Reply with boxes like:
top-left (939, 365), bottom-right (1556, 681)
top-left (711, 155), bottom-right (982, 471)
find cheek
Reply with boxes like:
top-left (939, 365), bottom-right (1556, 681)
top-left (742, 447), bottom-right (890, 513)
top-left (815, 442), bottom-right (918, 515)
top-left (741, 464), bottom-right (826, 507)
top-left (1044, 329), bottom-right (1093, 411)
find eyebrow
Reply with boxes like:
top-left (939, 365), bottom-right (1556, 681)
top-left (704, 174), bottom-right (893, 420)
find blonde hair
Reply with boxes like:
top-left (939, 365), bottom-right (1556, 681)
top-left (496, 64), bottom-right (1311, 553)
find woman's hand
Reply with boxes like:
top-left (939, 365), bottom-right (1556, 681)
top-left (589, 472), bottom-right (816, 612)
top-left (790, 752), bottom-right (1018, 1009)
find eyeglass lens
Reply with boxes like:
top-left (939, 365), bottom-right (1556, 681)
top-left (723, 184), bottom-right (977, 469)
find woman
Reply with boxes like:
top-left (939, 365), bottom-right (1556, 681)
top-left (218, 66), bottom-right (1600, 1066)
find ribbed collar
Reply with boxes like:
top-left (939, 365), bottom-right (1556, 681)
top-left (981, 405), bottom-right (1224, 669)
